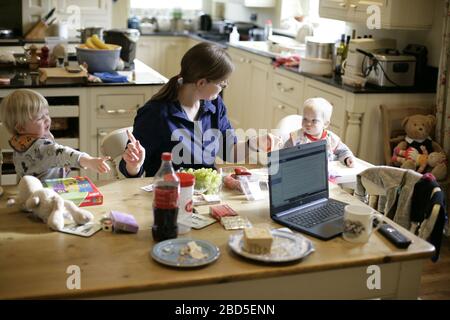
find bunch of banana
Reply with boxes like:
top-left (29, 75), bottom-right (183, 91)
top-left (84, 34), bottom-right (111, 50)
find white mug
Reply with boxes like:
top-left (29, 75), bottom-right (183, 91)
top-left (342, 205), bottom-right (385, 243)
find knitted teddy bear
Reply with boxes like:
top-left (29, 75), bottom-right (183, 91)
top-left (8, 175), bottom-right (94, 230)
top-left (391, 114), bottom-right (447, 180)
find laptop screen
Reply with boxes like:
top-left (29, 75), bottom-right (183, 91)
top-left (268, 140), bottom-right (329, 215)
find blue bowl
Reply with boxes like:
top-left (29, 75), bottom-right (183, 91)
top-left (76, 45), bottom-right (121, 73)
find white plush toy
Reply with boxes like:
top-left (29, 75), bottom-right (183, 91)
top-left (8, 175), bottom-right (94, 231)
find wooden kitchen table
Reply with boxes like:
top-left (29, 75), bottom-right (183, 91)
top-left (0, 178), bottom-right (434, 299)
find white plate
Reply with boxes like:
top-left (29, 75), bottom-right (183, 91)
top-left (228, 229), bottom-right (314, 263)
top-left (151, 238), bottom-right (220, 268)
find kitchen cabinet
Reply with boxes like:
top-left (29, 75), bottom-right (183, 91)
top-left (137, 36), bottom-right (187, 78)
top-left (51, 0), bottom-right (112, 31)
top-left (269, 98), bottom-right (298, 130)
top-left (319, 0), bottom-right (434, 30)
top-left (88, 86), bottom-right (160, 181)
top-left (269, 68), bottom-right (304, 129)
top-left (244, 0), bottom-right (276, 7)
top-left (223, 47), bottom-right (272, 134)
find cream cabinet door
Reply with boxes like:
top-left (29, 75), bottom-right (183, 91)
top-left (246, 59), bottom-right (270, 131)
top-left (270, 98), bottom-right (298, 131)
top-left (223, 49), bottom-right (252, 130)
top-left (137, 37), bottom-right (161, 72)
top-left (159, 38), bottom-right (187, 78)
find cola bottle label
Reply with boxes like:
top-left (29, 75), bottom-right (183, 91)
top-left (154, 185), bottom-right (179, 209)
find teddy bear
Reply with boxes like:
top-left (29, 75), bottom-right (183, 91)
top-left (8, 175), bottom-right (94, 231)
top-left (391, 114), bottom-right (447, 180)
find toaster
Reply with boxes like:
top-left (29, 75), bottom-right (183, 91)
top-left (366, 50), bottom-right (416, 87)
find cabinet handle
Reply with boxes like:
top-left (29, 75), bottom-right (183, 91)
top-left (349, 3), bottom-right (357, 8)
top-left (277, 104), bottom-right (286, 110)
top-left (98, 131), bottom-right (108, 137)
top-left (239, 57), bottom-right (245, 62)
top-left (339, 2), bottom-right (347, 7)
top-left (99, 104), bottom-right (137, 115)
top-left (276, 82), bottom-right (294, 93)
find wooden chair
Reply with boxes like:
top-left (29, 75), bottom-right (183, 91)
top-left (379, 104), bottom-right (435, 165)
top-left (100, 127), bottom-right (133, 179)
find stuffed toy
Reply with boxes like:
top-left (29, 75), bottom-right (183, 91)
top-left (391, 114), bottom-right (447, 180)
top-left (8, 175), bottom-right (94, 231)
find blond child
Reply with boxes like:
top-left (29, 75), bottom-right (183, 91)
top-left (0, 89), bottom-right (110, 181)
top-left (284, 97), bottom-right (355, 167)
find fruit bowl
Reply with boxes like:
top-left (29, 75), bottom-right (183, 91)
top-left (76, 44), bottom-right (121, 73)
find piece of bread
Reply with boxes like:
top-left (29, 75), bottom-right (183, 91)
top-left (243, 227), bottom-right (273, 254)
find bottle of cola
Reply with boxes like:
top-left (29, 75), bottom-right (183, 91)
top-left (151, 152), bottom-right (180, 242)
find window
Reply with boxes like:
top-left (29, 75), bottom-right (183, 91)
top-left (130, 0), bottom-right (203, 10)
top-left (279, 0), bottom-right (345, 42)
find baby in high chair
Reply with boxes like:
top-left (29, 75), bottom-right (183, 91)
top-left (0, 89), bottom-right (111, 181)
top-left (284, 97), bottom-right (355, 167)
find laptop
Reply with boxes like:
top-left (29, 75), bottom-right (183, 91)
top-left (268, 140), bottom-right (348, 240)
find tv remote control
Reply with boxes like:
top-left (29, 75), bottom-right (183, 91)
top-left (378, 223), bottom-right (412, 249)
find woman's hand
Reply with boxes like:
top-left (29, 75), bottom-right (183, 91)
top-left (123, 130), bottom-right (146, 176)
top-left (80, 156), bottom-right (111, 173)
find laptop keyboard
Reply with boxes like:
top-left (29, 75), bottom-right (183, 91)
top-left (286, 200), bottom-right (345, 228)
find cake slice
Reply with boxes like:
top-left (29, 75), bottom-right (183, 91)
top-left (243, 227), bottom-right (273, 254)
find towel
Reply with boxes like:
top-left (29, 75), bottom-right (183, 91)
top-left (93, 72), bottom-right (128, 83)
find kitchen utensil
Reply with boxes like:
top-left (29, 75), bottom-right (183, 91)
top-left (305, 38), bottom-right (335, 60)
top-left (299, 57), bottom-right (333, 76)
top-left (76, 44), bottom-right (121, 73)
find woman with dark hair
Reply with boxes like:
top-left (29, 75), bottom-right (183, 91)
top-left (119, 42), bottom-right (274, 177)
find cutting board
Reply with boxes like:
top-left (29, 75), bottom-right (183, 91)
top-left (39, 67), bottom-right (88, 84)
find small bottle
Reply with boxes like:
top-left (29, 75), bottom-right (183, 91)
top-left (343, 35), bottom-right (351, 61)
top-left (152, 152), bottom-right (180, 242)
top-left (28, 45), bottom-right (40, 71)
top-left (229, 26), bottom-right (240, 44)
top-left (264, 19), bottom-right (273, 40)
top-left (39, 45), bottom-right (50, 68)
top-left (334, 34), bottom-right (345, 77)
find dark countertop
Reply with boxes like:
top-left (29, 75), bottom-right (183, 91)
top-left (3, 31), bottom-right (437, 94)
top-left (0, 59), bottom-right (167, 89)
top-left (279, 65), bottom-right (438, 94)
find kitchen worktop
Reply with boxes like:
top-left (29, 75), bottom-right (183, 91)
top-left (142, 31), bottom-right (437, 94)
top-left (0, 59), bottom-right (167, 89)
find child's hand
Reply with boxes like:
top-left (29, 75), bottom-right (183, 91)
top-left (80, 156), bottom-right (111, 173)
top-left (123, 130), bottom-right (145, 176)
top-left (345, 157), bottom-right (355, 168)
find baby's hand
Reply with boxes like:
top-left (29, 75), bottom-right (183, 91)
top-left (123, 130), bottom-right (146, 175)
top-left (345, 157), bottom-right (355, 168)
top-left (80, 156), bottom-right (111, 173)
